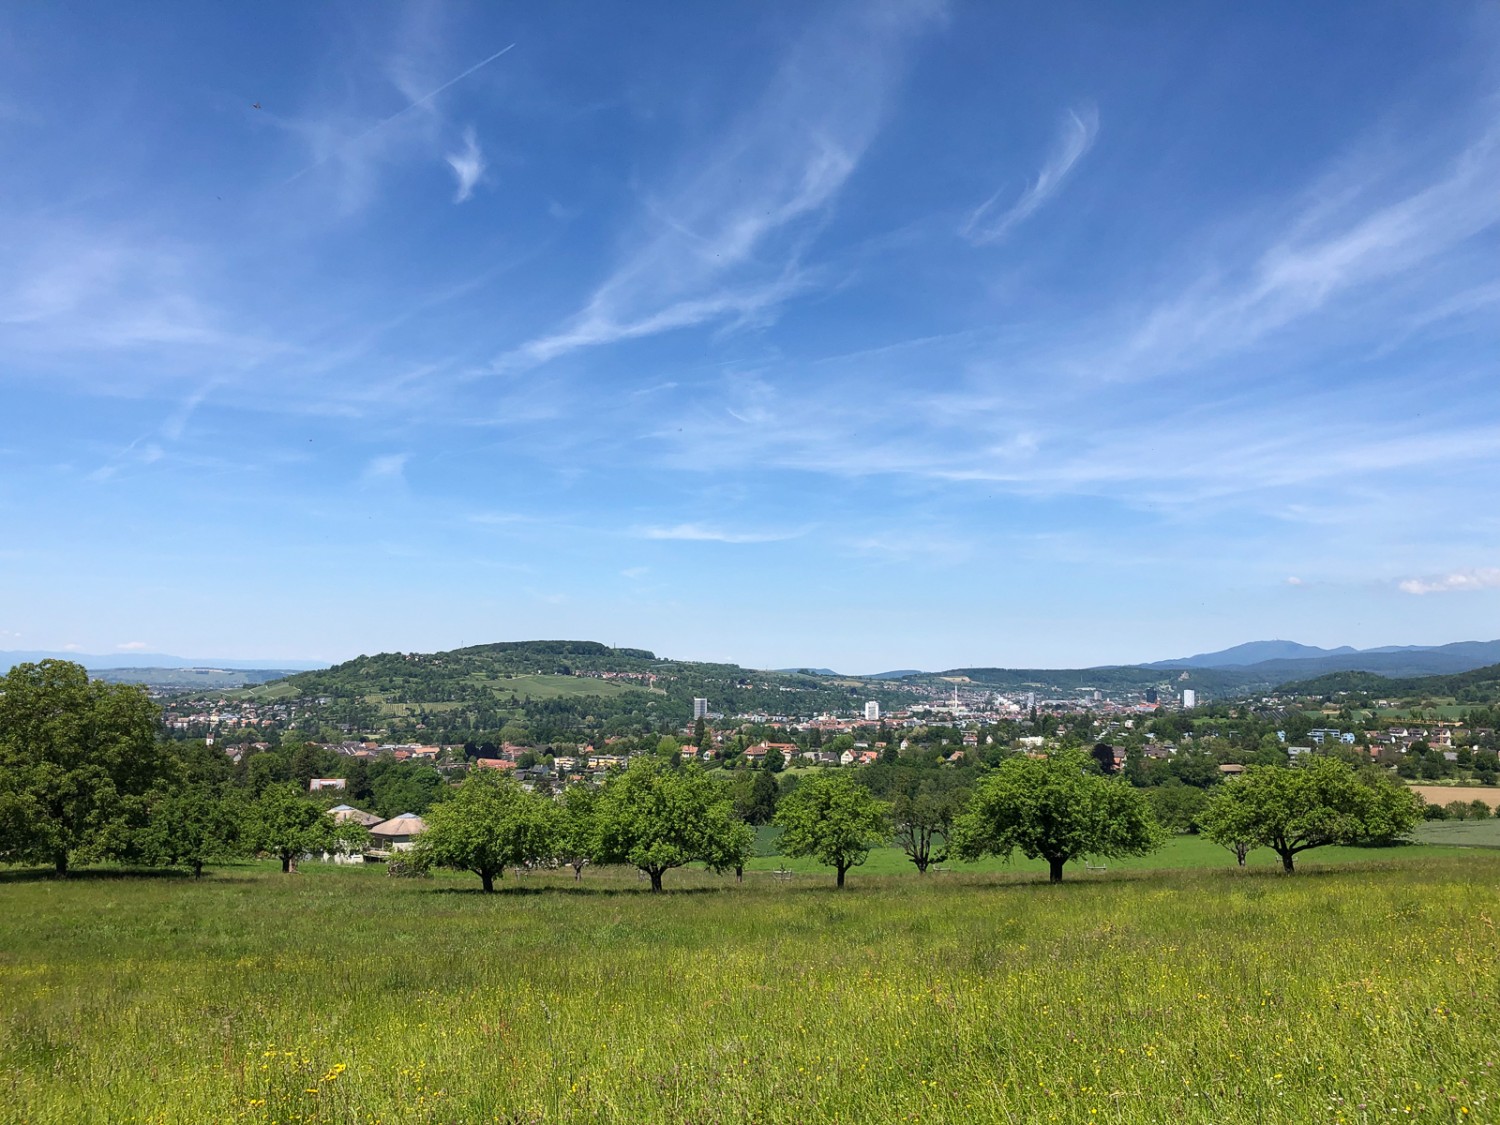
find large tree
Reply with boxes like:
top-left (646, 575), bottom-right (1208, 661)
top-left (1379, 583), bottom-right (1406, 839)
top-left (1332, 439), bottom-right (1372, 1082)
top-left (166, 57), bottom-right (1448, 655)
top-left (135, 785), bottom-right (247, 877)
top-left (1200, 756), bottom-right (1422, 873)
top-left (953, 749), bottom-right (1162, 882)
top-left (774, 771), bottom-right (889, 888)
top-left (415, 768), bottom-right (556, 891)
top-left (0, 660), bottom-right (169, 875)
top-left (591, 757), bottom-right (742, 891)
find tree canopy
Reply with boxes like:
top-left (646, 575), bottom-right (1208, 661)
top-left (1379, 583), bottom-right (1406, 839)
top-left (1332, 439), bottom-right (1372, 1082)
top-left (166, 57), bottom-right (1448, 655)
top-left (414, 768), bottom-right (556, 891)
top-left (0, 660), bottom-right (169, 875)
top-left (774, 771), bottom-right (889, 887)
top-left (953, 749), bottom-right (1163, 882)
top-left (591, 757), bottom-right (745, 891)
top-left (1200, 756), bottom-right (1422, 872)
top-left (245, 782), bottom-right (349, 873)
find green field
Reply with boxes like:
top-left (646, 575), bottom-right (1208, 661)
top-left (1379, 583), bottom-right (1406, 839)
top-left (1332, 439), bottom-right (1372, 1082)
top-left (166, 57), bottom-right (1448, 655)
top-left (747, 830), bottom-right (1474, 878)
top-left (5, 852), bottom-right (1500, 1124)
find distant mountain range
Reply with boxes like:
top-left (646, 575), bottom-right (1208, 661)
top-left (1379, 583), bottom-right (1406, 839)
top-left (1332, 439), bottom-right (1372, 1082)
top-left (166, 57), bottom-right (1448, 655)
top-left (0, 650), bottom-right (327, 673)
top-left (1148, 639), bottom-right (1500, 680)
top-left (11, 638), bottom-right (1500, 698)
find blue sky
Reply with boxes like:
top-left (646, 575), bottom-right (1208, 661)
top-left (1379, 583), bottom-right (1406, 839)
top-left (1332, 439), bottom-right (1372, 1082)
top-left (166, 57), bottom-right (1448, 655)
top-left (3, 1), bottom-right (1499, 672)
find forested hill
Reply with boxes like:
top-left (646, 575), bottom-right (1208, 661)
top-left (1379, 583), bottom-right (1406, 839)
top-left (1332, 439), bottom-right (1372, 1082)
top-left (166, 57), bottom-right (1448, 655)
top-left (233, 640), bottom-right (918, 740)
top-left (1280, 662), bottom-right (1500, 703)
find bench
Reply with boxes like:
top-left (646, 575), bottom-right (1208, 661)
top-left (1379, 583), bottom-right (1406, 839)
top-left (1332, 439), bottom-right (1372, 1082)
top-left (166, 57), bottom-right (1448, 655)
top-left (1084, 862), bottom-right (1108, 874)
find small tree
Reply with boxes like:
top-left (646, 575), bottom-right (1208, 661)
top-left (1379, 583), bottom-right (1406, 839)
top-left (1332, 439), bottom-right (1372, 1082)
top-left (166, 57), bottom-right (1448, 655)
top-left (415, 769), bottom-right (556, 892)
top-left (774, 772), bottom-right (889, 888)
top-left (246, 783), bottom-right (339, 872)
top-left (591, 757), bottom-right (740, 891)
top-left (952, 749), bottom-right (1162, 882)
top-left (555, 782), bottom-right (597, 881)
top-left (890, 784), bottom-right (964, 874)
top-left (1200, 757), bottom-right (1422, 873)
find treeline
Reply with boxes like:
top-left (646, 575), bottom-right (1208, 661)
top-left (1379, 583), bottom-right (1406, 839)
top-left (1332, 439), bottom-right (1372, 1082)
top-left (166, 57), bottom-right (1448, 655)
top-left (0, 660), bottom-right (1435, 886)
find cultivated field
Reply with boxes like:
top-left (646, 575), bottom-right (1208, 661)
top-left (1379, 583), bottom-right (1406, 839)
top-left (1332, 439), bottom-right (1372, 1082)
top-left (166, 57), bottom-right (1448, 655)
top-left (1408, 784), bottom-right (1500, 811)
top-left (4, 853), bottom-right (1500, 1124)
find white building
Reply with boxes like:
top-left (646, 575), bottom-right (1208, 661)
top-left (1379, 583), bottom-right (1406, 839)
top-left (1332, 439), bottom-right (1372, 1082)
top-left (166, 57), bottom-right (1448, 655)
top-left (864, 701), bottom-right (880, 721)
top-left (692, 698), bottom-right (709, 720)
top-left (1182, 689), bottom-right (1197, 710)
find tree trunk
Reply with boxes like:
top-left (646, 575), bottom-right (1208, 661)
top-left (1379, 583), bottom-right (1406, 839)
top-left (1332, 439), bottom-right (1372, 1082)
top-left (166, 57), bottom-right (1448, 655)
top-left (1236, 844), bottom-right (1248, 867)
top-left (573, 863), bottom-right (583, 882)
top-left (481, 870), bottom-right (495, 893)
top-left (281, 854), bottom-right (292, 873)
top-left (649, 868), bottom-right (664, 892)
top-left (193, 861), bottom-right (204, 878)
top-left (836, 864), bottom-right (847, 888)
top-left (915, 857), bottom-right (929, 874)
top-left (54, 852), bottom-right (68, 877)
top-left (1048, 857), bottom-right (1065, 883)
top-left (735, 865), bottom-right (743, 884)
top-left (1280, 850), bottom-right (1295, 873)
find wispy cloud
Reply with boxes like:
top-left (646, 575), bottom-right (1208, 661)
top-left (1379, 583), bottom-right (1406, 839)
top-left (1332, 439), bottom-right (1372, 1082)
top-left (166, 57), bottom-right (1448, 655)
top-left (496, 0), bottom-right (943, 370)
top-left (115, 641), bottom-right (149, 651)
top-left (446, 127), bottom-right (485, 202)
top-left (1398, 568), bottom-right (1500, 595)
top-left (285, 44), bottom-right (514, 187)
top-left (361, 453), bottom-right (409, 484)
top-left (1116, 119), bottom-right (1500, 380)
top-left (636, 523), bottom-right (806, 544)
top-left (962, 104), bottom-right (1097, 244)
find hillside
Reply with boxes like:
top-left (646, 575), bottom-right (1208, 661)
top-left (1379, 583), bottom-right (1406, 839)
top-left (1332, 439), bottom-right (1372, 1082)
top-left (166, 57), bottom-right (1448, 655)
top-left (224, 640), bottom-right (920, 739)
top-left (1280, 661), bottom-right (1500, 704)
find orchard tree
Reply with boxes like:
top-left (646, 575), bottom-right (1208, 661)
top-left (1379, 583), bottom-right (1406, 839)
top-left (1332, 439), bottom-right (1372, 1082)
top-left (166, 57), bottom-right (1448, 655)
top-left (554, 782), bottom-right (597, 881)
top-left (1201, 756), bottom-right (1422, 873)
top-left (774, 771), bottom-right (889, 888)
top-left (591, 757), bottom-right (741, 891)
top-left (890, 783), bottom-right (965, 874)
top-left (953, 749), bottom-right (1163, 882)
top-left (415, 768), bottom-right (556, 892)
top-left (0, 660), bottom-right (169, 875)
top-left (246, 783), bottom-right (343, 873)
top-left (137, 785), bottom-right (247, 876)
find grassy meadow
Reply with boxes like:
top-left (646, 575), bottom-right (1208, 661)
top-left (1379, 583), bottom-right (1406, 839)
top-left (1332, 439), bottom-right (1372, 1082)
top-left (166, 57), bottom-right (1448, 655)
top-left (5, 850), bottom-right (1500, 1124)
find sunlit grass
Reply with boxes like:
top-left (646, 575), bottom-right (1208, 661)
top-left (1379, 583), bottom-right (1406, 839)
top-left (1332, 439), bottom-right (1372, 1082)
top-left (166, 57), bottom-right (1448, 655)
top-left (3, 854), bottom-right (1499, 1123)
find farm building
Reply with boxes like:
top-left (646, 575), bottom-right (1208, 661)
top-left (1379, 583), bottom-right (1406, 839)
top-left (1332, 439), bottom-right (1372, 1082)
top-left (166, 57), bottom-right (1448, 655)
top-left (369, 813), bottom-right (427, 852)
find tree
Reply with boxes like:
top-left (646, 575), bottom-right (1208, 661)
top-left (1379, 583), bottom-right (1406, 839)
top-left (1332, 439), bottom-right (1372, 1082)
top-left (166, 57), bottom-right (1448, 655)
top-left (1148, 783), bottom-right (1211, 835)
top-left (774, 772), bottom-right (889, 888)
top-left (137, 785), bottom-right (247, 876)
top-left (733, 768), bottom-right (779, 825)
top-left (1200, 757), bottom-right (1423, 873)
top-left (246, 783), bottom-right (341, 873)
top-left (890, 784), bottom-right (964, 874)
top-left (0, 660), bottom-right (169, 875)
top-left (591, 758), bottom-right (741, 891)
top-left (555, 782), bottom-right (597, 881)
top-left (952, 749), bottom-right (1163, 882)
top-left (415, 769), bottom-right (556, 892)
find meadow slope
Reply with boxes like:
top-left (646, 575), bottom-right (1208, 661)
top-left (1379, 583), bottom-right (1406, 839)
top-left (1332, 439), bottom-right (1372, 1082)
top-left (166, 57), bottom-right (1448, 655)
top-left (3, 856), bottom-right (1499, 1124)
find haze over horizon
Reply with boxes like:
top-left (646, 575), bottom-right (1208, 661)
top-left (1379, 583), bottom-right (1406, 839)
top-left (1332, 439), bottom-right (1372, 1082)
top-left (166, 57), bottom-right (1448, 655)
top-left (4, 2), bottom-right (1499, 673)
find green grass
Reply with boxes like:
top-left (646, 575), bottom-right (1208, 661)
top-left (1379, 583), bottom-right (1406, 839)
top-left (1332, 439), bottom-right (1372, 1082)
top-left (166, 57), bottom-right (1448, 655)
top-left (747, 830), bottom-right (1469, 877)
top-left (4, 853), bottom-right (1500, 1124)
top-left (1414, 818), bottom-right (1500, 847)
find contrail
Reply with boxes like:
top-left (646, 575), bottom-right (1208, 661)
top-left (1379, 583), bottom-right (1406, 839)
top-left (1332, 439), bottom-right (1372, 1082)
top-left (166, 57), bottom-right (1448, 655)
top-left (285, 43), bottom-right (516, 184)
